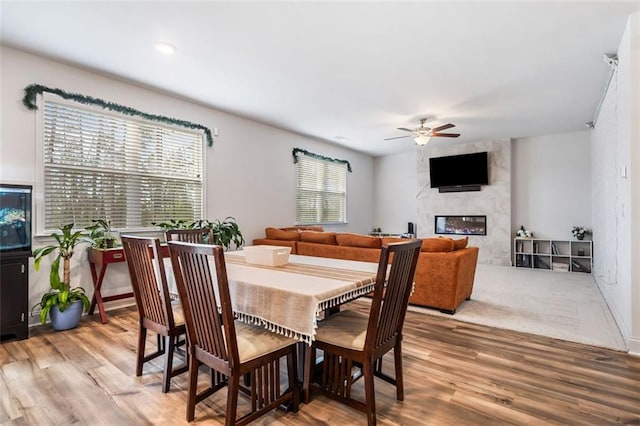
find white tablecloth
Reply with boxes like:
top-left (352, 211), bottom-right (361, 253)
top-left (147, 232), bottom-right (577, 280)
top-left (163, 251), bottom-right (379, 344)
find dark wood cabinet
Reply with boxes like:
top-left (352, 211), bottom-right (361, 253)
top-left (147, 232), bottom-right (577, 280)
top-left (0, 253), bottom-right (29, 340)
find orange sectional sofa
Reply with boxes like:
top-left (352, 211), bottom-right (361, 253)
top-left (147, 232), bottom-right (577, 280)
top-left (253, 226), bottom-right (479, 314)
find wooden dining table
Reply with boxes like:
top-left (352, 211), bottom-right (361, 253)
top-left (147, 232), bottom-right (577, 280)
top-left (163, 250), bottom-right (379, 344)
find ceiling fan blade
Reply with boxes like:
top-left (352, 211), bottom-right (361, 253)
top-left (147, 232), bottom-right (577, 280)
top-left (396, 127), bottom-right (414, 132)
top-left (432, 133), bottom-right (460, 138)
top-left (384, 135), bottom-right (411, 140)
top-left (431, 123), bottom-right (455, 132)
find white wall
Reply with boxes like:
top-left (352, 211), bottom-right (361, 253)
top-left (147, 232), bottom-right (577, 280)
top-left (0, 46), bottom-right (375, 321)
top-left (591, 13), bottom-right (640, 354)
top-left (372, 150), bottom-right (417, 234)
top-left (512, 131), bottom-right (591, 239)
top-left (630, 13), bottom-right (640, 357)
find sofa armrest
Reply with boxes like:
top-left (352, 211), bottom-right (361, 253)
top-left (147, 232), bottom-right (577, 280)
top-left (410, 246), bottom-right (479, 312)
top-left (455, 247), bottom-right (480, 300)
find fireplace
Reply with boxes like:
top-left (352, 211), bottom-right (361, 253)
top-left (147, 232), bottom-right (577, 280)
top-left (435, 216), bottom-right (486, 236)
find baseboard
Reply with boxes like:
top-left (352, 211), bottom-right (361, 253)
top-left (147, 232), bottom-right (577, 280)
top-left (28, 299), bottom-right (136, 328)
top-left (592, 275), bottom-right (630, 350)
top-left (628, 337), bottom-right (640, 357)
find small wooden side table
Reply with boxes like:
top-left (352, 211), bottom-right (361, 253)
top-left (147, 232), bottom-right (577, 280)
top-left (87, 247), bottom-right (130, 324)
top-left (87, 245), bottom-right (171, 323)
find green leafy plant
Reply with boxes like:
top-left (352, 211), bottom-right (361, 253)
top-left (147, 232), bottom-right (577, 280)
top-left (151, 219), bottom-right (193, 231)
top-left (153, 217), bottom-right (244, 250)
top-left (208, 217), bottom-right (245, 250)
top-left (84, 219), bottom-right (117, 249)
top-left (32, 223), bottom-right (91, 325)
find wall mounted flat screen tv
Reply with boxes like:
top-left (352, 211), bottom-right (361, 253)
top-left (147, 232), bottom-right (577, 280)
top-left (429, 152), bottom-right (489, 188)
top-left (0, 184), bottom-right (32, 254)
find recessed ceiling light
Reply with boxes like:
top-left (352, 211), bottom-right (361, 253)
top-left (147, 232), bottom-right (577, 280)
top-left (154, 42), bottom-right (177, 55)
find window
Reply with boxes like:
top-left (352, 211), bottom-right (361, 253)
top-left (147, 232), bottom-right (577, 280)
top-left (295, 153), bottom-right (347, 224)
top-left (37, 94), bottom-right (203, 234)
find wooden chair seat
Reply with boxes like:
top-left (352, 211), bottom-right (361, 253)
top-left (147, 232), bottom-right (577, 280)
top-left (315, 310), bottom-right (369, 351)
top-left (233, 321), bottom-right (298, 364)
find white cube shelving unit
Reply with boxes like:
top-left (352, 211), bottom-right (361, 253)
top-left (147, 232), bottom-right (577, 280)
top-left (513, 237), bottom-right (592, 273)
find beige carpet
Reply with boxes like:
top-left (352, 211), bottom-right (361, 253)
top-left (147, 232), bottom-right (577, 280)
top-left (407, 264), bottom-right (627, 351)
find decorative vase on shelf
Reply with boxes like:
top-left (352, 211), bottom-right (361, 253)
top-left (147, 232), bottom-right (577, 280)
top-left (577, 234), bottom-right (584, 241)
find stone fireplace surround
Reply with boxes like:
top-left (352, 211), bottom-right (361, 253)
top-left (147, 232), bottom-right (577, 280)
top-left (417, 139), bottom-right (511, 266)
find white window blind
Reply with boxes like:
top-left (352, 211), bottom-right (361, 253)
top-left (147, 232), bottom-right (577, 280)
top-left (39, 97), bottom-right (203, 233)
top-left (295, 154), bottom-right (347, 224)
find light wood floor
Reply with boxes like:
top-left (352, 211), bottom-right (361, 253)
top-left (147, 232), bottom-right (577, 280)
top-left (1, 301), bottom-right (639, 425)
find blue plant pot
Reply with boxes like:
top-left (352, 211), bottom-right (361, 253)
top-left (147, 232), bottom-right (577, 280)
top-left (49, 300), bottom-right (83, 331)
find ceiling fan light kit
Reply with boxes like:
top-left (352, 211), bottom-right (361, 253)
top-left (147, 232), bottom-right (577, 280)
top-left (384, 117), bottom-right (460, 145)
top-left (413, 134), bottom-right (431, 145)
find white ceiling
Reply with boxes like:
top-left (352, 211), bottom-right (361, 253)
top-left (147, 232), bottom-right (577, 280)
top-left (2, 1), bottom-right (639, 157)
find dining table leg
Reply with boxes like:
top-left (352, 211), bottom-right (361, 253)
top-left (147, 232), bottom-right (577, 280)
top-left (296, 305), bottom-right (340, 383)
top-left (296, 342), bottom-right (307, 383)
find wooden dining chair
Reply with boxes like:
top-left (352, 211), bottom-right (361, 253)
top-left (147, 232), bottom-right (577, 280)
top-left (166, 227), bottom-right (213, 244)
top-left (167, 241), bottom-right (299, 424)
top-left (303, 239), bottom-right (422, 426)
top-left (121, 235), bottom-right (188, 393)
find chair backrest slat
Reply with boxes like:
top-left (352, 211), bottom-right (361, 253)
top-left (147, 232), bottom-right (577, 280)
top-left (168, 241), bottom-right (239, 366)
top-left (364, 240), bottom-right (422, 352)
top-left (122, 236), bottom-right (174, 329)
top-left (166, 228), bottom-right (213, 244)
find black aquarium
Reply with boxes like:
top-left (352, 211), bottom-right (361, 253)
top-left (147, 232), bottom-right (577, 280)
top-left (0, 184), bottom-right (32, 254)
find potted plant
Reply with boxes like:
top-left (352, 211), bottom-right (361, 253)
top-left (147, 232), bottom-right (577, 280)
top-left (154, 217), bottom-right (245, 250)
top-left (32, 223), bottom-right (91, 330)
top-left (516, 225), bottom-right (532, 238)
top-left (152, 218), bottom-right (192, 231)
top-left (203, 217), bottom-right (245, 250)
top-left (85, 219), bottom-right (117, 249)
top-left (571, 226), bottom-right (590, 240)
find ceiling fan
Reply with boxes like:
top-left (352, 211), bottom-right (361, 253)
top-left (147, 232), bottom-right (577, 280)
top-left (384, 118), bottom-right (460, 145)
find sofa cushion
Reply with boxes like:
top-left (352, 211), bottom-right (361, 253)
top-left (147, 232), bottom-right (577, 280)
top-left (265, 227), bottom-right (300, 241)
top-left (336, 233), bottom-right (382, 249)
top-left (421, 237), bottom-right (454, 252)
top-left (381, 237), bottom-right (406, 245)
top-left (300, 231), bottom-right (337, 245)
top-left (281, 225), bottom-right (324, 232)
top-left (297, 242), bottom-right (381, 263)
top-left (453, 237), bottom-right (469, 250)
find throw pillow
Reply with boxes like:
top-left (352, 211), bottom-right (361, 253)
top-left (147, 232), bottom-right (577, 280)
top-left (265, 227), bottom-right (300, 241)
top-left (336, 233), bottom-right (382, 249)
top-left (453, 236), bottom-right (469, 250)
top-left (421, 237), bottom-right (454, 252)
top-left (300, 231), bottom-right (337, 245)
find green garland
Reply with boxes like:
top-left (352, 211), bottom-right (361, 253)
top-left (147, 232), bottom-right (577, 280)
top-left (23, 84), bottom-right (214, 146)
top-left (292, 148), bottom-right (352, 172)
